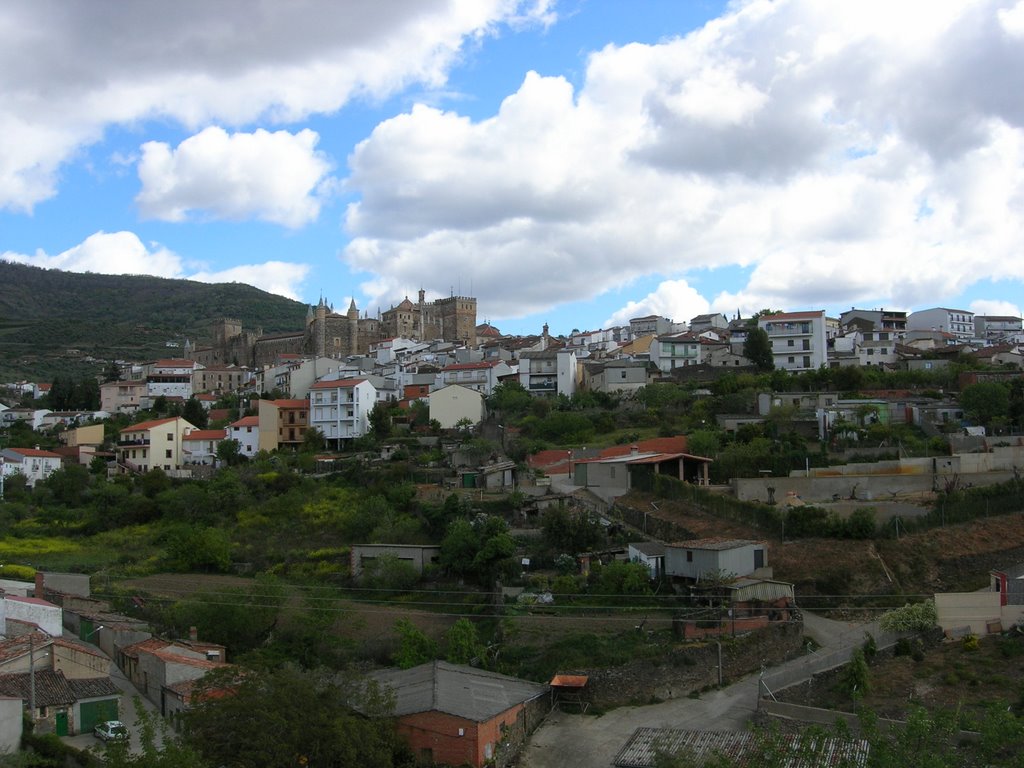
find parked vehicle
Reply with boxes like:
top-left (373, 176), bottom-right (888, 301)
top-left (94, 720), bottom-right (129, 742)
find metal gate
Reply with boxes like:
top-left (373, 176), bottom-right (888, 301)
top-left (79, 698), bottom-right (120, 733)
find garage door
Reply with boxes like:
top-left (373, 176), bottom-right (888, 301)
top-left (79, 698), bottom-right (120, 733)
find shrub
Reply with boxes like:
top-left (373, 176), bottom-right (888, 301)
top-left (879, 599), bottom-right (937, 633)
top-left (963, 634), bottom-right (980, 652)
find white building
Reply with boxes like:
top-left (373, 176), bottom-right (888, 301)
top-left (758, 310), bottom-right (827, 372)
top-left (227, 415), bottom-right (260, 458)
top-left (435, 360), bottom-right (513, 397)
top-left (181, 429), bottom-right (227, 466)
top-left (429, 384), bottom-right (485, 429)
top-left (1, 595), bottom-right (63, 637)
top-left (309, 378), bottom-right (377, 447)
top-left (145, 359), bottom-right (199, 400)
top-left (518, 349), bottom-right (577, 398)
top-left (652, 332), bottom-right (705, 372)
top-left (1, 447), bottom-right (63, 488)
top-left (907, 307), bottom-right (975, 342)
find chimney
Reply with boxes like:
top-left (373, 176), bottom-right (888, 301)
top-left (630, 445), bottom-right (639, 457)
top-left (34, 572), bottom-right (45, 598)
top-left (189, 626), bottom-right (198, 642)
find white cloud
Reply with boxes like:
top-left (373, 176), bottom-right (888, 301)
top-left (1, 231), bottom-right (309, 299)
top-left (1, 231), bottom-right (185, 277)
top-left (189, 262), bottom-right (311, 300)
top-left (970, 299), bottom-right (1022, 318)
top-left (341, 0), bottom-right (1024, 322)
top-left (604, 280), bottom-right (711, 329)
top-left (136, 127), bottom-right (332, 227)
top-left (0, 0), bottom-right (548, 210)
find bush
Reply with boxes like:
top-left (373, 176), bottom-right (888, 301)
top-left (879, 599), bottom-right (937, 632)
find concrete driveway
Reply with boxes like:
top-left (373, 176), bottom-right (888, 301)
top-left (519, 611), bottom-right (884, 768)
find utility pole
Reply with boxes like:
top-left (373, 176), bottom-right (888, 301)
top-left (29, 635), bottom-right (35, 715)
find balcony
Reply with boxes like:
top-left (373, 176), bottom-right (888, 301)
top-left (527, 380), bottom-right (557, 391)
top-left (118, 438), bottom-right (150, 447)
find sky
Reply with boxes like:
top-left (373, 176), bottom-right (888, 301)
top-left (2, 0), bottom-right (1023, 337)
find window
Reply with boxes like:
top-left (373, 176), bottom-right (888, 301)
top-left (621, 370), bottom-right (628, 379)
top-left (788, 356), bottom-right (795, 364)
top-left (787, 339), bottom-right (794, 347)
top-left (802, 339), bottom-right (810, 350)
top-left (165, 449), bottom-right (172, 459)
top-left (803, 356), bottom-right (811, 368)
top-left (686, 551), bottom-right (693, 562)
top-left (166, 432), bottom-right (173, 441)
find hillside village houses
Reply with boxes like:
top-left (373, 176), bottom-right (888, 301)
top-left (5, 298), bottom-right (1024, 482)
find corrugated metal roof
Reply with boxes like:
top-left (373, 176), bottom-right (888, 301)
top-left (369, 660), bottom-right (547, 722)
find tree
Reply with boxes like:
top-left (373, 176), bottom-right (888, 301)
top-left (541, 505), bottom-right (604, 554)
top-left (215, 438), bottom-right (243, 466)
top-left (302, 425), bottom-right (325, 452)
top-left (743, 327), bottom-right (775, 371)
top-left (182, 665), bottom-right (401, 768)
top-left (102, 697), bottom-right (208, 767)
top-left (959, 381), bottom-right (1010, 429)
top-left (181, 397), bottom-right (208, 429)
top-left (103, 360), bottom-right (122, 383)
top-left (394, 618), bottom-right (438, 668)
top-left (369, 401), bottom-right (393, 438)
top-left (486, 381), bottom-right (532, 415)
top-left (445, 618), bottom-right (485, 665)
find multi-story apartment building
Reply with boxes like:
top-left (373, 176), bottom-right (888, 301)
top-left (308, 378), bottom-right (377, 448)
top-left (907, 307), bottom-right (975, 341)
top-left (629, 315), bottom-right (675, 338)
top-left (435, 361), bottom-right (513, 397)
top-left (517, 349), bottom-right (577, 398)
top-left (652, 332), bottom-right (705, 372)
top-left (100, 380), bottom-right (146, 414)
top-left (116, 417), bottom-right (197, 473)
top-left (182, 429), bottom-right (227, 466)
top-left (144, 359), bottom-right (198, 400)
top-left (974, 315), bottom-right (1023, 344)
top-left (758, 310), bottom-right (827, 372)
top-left (192, 365), bottom-right (249, 396)
top-left (257, 399), bottom-right (309, 452)
top-left (227, 416), bottom-right (260, 458)
top-left (1, 447), bottom-right (63, 487)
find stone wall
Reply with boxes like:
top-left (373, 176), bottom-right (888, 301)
top-left (571, 620), bottom-right (803, 708)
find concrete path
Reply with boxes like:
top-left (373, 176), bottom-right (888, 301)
top-left (519, 611), bottom-right (882, 768)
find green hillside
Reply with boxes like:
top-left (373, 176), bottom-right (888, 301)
top-left (0, 261), bottom-right (310, 382)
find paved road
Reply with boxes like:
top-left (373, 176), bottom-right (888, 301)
top-left (519, 612), bottom-right (886, 768)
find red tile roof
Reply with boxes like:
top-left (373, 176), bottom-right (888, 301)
top-left (229, 416), bottom-right (259, 428)
top-left (183, 430), bottom-right (227, 441)
top-left (271, 399), bottom-right (308, 408)
top-left (598, 436), bottom-right (689, 458)
top-left (309, 378), bottom-right (368, 389)
top-left (4, 447), bottom-right (63, 459)
top-left (442, 361), bottom-right (499, 372)
top-left (760, 310), bottom-right (825, 321)
top-left (120, 417), bottom-right (179, 433)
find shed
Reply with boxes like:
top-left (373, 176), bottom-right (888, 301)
top-left (369, 660), bottom-right (548, 768)
top-left (664, 539), bottom-right (768, 581)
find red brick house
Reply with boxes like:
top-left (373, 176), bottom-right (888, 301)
top-left (370, 661), bottom-right (548, 767)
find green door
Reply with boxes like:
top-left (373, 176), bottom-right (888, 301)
top-left (79, 619), bottom-right (95, 642)
top-left (55, 711), bottom-right (68, 737)
top-left (79, 698), bottom-right (120, 733)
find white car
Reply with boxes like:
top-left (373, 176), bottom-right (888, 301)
top-left (94, 720), bottom-right (129, 742)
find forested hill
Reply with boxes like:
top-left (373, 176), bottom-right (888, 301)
top-left (0, 261), bottom-right (309, 381)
